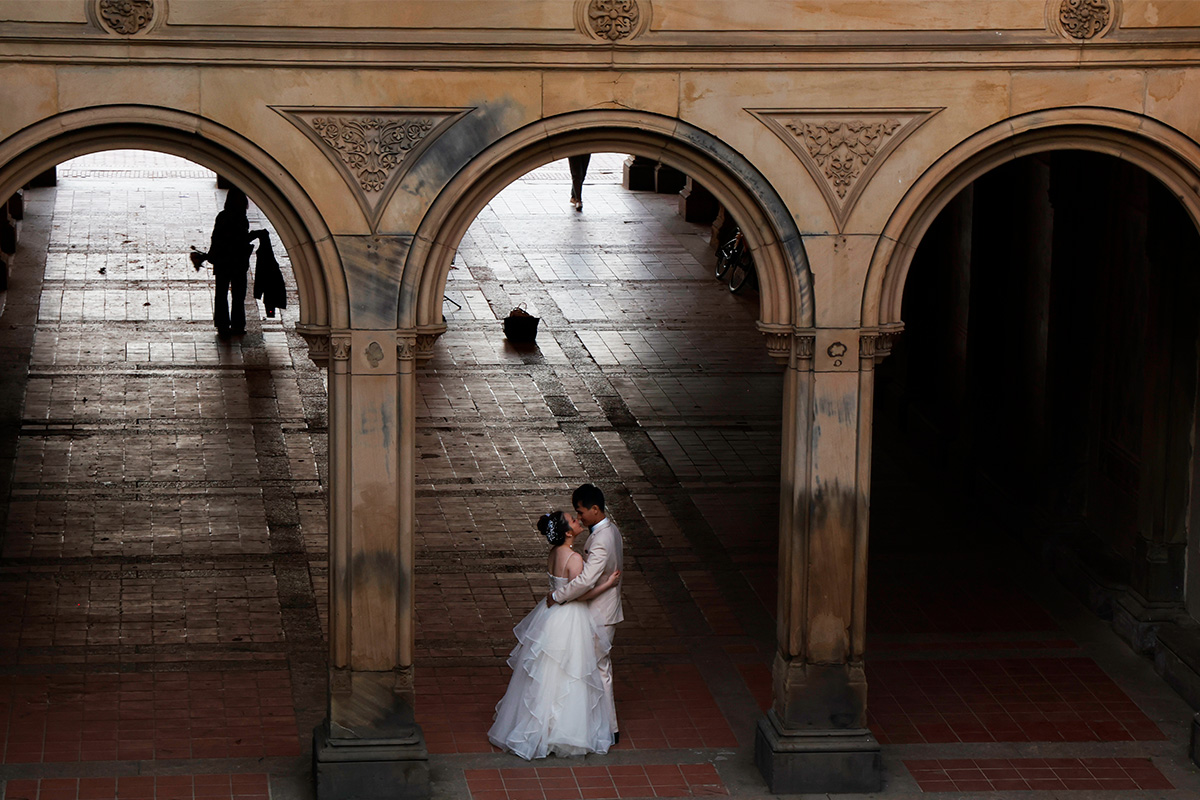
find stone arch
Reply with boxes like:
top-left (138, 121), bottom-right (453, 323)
top-left (863, 107), bottom-right (1200, 327)
top-left (0, 105), bottom-right (345, 331)
top-left (402, 110), bottom-right (813, 336)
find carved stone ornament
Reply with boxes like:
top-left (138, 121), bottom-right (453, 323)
top-left (297, 328), bottom-right (331, 367)
top-left (275, 108), bottom-right (472, 231)
top-left (1057, 0), bottom-right (1115, 39)
top-left (795, 334), bottom-right (816, 361)
top-left (397, 336), bottom-right (416, 361)
top-left (576, 0), bottom-right (650, 42)
top-left (762, 332), bottom-right (792, 364)
top-left (860, 326), bottom-right (904, 363)
top-left (330, 668), bottom-right (352, 695)
top-left (95, 0), bottom-right (157, 35)
top-left (330, 336), bottom-right (352, 362)
top-left (415, 324), bottom-right (446, 363)
top-left (749, 109), bottom-right (942, 231)
top-left (365, 341), bottom-right (385, 368)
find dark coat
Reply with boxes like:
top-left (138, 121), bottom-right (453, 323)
top-left (253, 234), bottom-right (287, 317)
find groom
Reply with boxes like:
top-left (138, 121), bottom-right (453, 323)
top-left (547, 483), bottom-right (624, 743)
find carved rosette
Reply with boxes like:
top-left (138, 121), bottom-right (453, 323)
top-left (576, 0), bottom-right (650, 42)
top-left (95, 0), bottom-right (157, 35)
top-left (749, 109), bottom-right (941, 231)
top-left (275, 108), bottom-right (472, 231)
top-left (1055, 0), bottom-right (1116, 40)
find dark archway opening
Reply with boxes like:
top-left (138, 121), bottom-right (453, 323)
top-left (866, 151), bottom-right (1200, 753)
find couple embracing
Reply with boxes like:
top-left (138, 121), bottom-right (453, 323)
top-left (488, 484), bottom-right (624, 760)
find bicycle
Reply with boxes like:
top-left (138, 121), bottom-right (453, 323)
top-left (715, 228), bottom-right (756, 293)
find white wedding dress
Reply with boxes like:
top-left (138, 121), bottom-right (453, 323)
top-left (488, 573), bottom-right (614, 759)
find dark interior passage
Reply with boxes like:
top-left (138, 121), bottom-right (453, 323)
top-left (866, 152), bottom-right (1200, 771)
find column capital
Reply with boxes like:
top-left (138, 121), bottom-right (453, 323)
top-left (330, 332), bottom-right (352, 362)
top-left (297, 323), bottom-right (332, 367)
top-left (396, 331), bottom-right (417, 362)
top-left (858, 323), bottom-right (904, 364)
top-left (756, 323), bottom-right (816, 366)
top-left (414, 323), bottom-right (446, 363)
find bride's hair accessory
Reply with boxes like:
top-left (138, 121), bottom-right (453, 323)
top-left (538, 511), bottom-right (568, 547)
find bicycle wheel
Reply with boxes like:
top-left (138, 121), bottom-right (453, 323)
top-left (728, 250), bottom-right (753, 293)
top-left (715, 240), bottom-right (739, 280)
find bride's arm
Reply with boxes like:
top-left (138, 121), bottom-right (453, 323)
top-left (577, 570), bottom-right (621, 602)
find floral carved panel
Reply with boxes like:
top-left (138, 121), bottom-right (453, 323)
top-left (749, 108), bottom-right (942, 231)
top-left (274, 107), bottom-right (473, 231)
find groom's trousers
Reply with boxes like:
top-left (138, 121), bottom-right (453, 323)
top-left (600, 624), bottom-right (618, 732)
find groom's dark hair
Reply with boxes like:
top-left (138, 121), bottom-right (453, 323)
top-left (572, 483), bottom-right (605, 512)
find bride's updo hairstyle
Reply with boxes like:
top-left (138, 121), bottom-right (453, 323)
top-left (538, 511), bottom-right (569, 547)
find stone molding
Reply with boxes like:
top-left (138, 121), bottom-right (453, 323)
top-left (750, 108), bottom-right (942, 231)
top-left (92, 0), bottom-right (162, 36)
top-left (274, 107), bottom-right (473, 232)
top-left (1051, 0), bottom-right (1118, 40)
top-left (575, 0), bottom-right (651, 42)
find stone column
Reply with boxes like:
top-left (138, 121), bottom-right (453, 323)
top-left (755, 327), bottom-right (896, 795)
top-left (622, 155), bottom-right (658, 191)
top-left (310, 328), bottom-right (428, 800)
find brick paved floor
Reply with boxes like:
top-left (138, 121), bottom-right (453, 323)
top-left (1, 151), bottom-right (1199, 800)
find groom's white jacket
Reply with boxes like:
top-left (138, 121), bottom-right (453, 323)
top-left (551, 516), bottom-right (624, 625)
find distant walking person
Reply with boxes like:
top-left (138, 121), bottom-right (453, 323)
top-left (194, 187), bottom-right (262, 337)
top-left (568, 154), bottom-right (591, 212)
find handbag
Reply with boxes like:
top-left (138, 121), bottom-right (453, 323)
top-left (503, 305), bottom-right (539, 342)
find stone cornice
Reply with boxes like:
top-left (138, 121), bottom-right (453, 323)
top-left (6, 39), bottom-right (1200, 71)
top-left (5, 19), bottom-right (1200, 70)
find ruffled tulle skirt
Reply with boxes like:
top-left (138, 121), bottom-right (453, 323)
top-left (487, 598), bottom-right (613, 759)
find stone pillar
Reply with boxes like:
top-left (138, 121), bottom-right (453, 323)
top-left (754, 327), bottom-right (896, 795)
top-left (678, 177), bottom-right (718, 224)
top-left (310, 328), bottom-right (428, 800)
top-left (622, 155), bottom-right (657, 191)
top-left (654, 163), bottom-right (686, 194)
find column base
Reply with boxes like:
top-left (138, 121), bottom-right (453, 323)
top-left (314, 722), bottom-right (430, 800)
top-left (754, 711), bottom-right (882, 794)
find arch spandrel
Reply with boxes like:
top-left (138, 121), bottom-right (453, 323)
top-left (862, 107), bottom-right (1200, 329)
top-left (398, 110), bottom-right (813, 336)
top-left (0, 105), bottom-right (347, 330)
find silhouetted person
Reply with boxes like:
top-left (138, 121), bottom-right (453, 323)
top-left (199, 187), bottom-right (261, 337)
top-left (568, 154), bottom-right (590, 212)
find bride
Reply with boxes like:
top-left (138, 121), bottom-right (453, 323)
top-left (488, 509), bottom-right (621, 759)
